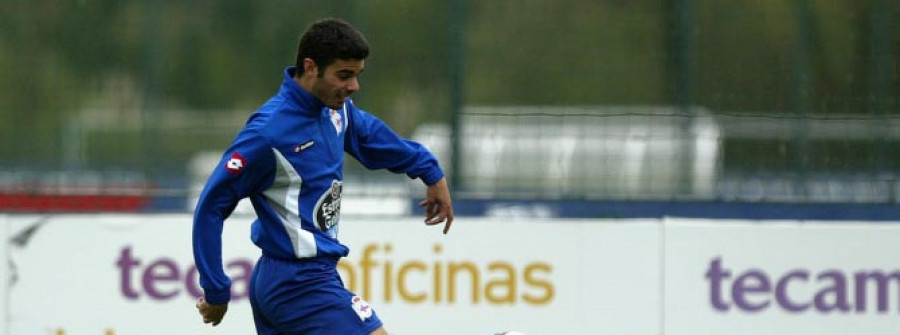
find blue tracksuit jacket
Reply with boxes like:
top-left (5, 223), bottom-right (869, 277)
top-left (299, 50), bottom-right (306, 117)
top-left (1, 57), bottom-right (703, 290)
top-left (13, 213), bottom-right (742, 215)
top-left (192, 67), bottom-right (444, 304)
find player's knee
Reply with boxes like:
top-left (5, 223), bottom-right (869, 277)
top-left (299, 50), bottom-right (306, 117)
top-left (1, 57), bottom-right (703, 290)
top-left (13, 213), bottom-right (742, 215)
top-left (369, 326), bottom-right (389, 335)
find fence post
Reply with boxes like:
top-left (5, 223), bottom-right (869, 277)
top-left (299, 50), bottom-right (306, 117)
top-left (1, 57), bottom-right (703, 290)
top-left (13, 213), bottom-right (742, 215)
top-left (141, 0), bottom-right (163, 181)
top-left (670, 0), bottom-right (695, 197)
top-left (793, 0), bottom-right (813, 200)
top-left (869, 0), bottom-right (893, 202)
top-left (449, 0), bottom-right (467, 191)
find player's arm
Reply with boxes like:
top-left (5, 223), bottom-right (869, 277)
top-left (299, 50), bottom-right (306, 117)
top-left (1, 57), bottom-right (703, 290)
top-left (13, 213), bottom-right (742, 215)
top-left (344, 104), bottom-right (453, 233)
top-left (192, 129), bottom-right (274, 324)
top-left (343, 104), bottom-right (443, 182)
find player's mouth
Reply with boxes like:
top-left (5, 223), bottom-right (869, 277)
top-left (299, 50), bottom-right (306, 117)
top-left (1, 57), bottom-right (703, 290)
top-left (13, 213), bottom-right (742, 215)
top-left (326, 96), bottom-right (346, 109)
top-left (336, 93), bottom-right (350, 104)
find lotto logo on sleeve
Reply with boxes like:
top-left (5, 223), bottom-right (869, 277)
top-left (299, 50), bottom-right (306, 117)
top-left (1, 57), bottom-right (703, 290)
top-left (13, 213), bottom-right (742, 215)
top-left (225, 152), bottom-right (246, 174)
top-left (350, 296), bottom-right (372, 321)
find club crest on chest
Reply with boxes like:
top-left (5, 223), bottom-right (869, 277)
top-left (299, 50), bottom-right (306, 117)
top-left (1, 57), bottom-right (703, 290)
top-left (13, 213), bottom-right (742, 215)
top-left (329, 109), bottom-right (343, 135)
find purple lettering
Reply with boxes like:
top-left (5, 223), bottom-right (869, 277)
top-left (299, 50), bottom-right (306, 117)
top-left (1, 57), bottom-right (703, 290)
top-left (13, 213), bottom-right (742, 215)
top-left (814, 270), bottom-right (850, 312)
top-left (706, 258), bottom-right (900, 315)
top-left (185, 265), bottom-right (204, 298)
top-left (775, 270), bottom-right (810, 312)
top-left (854, 271), bottom-right (900, 312)
top-left (142, 258), bottom-right (181, 300)
top-left (116, 246), bottom-right (141, 300)
top-left (706, 257), bottom-right (731, 311)
top-left (117, 246), bottom-right (256, 301)
top-left (226, 259), bottom-right (254, 300)
top-left (732, 270), bottom-right (771, 312)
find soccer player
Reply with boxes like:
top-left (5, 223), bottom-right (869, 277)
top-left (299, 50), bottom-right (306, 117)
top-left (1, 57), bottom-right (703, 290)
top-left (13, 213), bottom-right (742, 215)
top-left (192, 18), bottom-right (454, 334)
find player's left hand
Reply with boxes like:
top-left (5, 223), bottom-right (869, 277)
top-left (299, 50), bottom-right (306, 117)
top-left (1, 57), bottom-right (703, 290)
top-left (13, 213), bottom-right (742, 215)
top-left (196, 297), bottom-right (228, 326)
top-left (419, 177), bottom-right (454, 234)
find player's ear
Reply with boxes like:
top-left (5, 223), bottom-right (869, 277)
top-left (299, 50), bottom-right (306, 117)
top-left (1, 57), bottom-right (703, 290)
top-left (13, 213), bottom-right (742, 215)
top-left (302, 58), bottom-right (319, 77)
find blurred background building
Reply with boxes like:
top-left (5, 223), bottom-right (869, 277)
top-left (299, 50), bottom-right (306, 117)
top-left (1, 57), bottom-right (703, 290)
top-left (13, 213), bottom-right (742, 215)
top-left (1, 0), bottom-right (898, 216)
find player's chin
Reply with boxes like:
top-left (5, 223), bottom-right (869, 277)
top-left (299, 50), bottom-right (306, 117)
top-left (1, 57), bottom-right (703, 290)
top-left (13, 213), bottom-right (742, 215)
top-left (329, 97), bottom-right (347, 109)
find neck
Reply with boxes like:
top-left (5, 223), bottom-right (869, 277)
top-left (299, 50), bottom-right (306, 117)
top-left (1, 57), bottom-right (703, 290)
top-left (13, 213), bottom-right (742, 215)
top-left (294, 74), bottom-right (313, 93)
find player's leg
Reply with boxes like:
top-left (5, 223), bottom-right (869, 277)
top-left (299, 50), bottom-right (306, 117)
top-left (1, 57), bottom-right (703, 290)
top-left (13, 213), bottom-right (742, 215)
top-left (256, 256), bottom-right (383, 334)
top-left (273, 275), bottom-right (383, 334)
top-left (369, 326), bottom-right (389, 335)
top-left (248, 256), bottom-right (280, 335)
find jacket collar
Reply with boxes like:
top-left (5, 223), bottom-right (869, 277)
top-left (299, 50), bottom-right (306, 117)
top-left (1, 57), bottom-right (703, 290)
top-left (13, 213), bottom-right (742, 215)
top-left (280, 66), bottom-right (325, 114)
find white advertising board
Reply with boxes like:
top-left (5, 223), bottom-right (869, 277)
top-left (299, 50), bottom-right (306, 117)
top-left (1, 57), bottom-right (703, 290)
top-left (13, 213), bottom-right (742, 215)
top-left (5, 214), bottom-right (259, 335)
top-left (5, 214), bottom-right (898, 335)
top-left (663, 218), bottom-right (900, 335)
top-left (2, 214), bottom-right (661, 335)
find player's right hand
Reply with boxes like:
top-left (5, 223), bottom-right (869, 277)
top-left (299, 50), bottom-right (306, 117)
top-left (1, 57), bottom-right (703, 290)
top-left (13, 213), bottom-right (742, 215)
top-left (420, 177), bottom-right (454, 234)
top-left (196, 297), bottom-right (228, 326)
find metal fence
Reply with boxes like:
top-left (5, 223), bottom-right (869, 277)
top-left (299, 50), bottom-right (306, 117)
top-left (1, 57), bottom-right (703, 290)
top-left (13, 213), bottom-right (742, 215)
top-left (1, 0), bottom-right (898, 212)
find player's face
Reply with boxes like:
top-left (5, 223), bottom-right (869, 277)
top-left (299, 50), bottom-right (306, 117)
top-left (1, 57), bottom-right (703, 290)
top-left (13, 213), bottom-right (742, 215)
top-left (311, 59), bottom-right (364, 109)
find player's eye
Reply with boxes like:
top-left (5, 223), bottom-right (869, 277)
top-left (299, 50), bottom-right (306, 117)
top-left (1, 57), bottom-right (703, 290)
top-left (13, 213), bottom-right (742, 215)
top-left (337, 71), bottom-right (354, 80)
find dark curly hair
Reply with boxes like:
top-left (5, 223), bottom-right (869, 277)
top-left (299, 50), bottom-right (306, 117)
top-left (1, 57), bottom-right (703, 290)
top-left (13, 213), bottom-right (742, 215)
top-left (295, 18), bottom-right (370, 77)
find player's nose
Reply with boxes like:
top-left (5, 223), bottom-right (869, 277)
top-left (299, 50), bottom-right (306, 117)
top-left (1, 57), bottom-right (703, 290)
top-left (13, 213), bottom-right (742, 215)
top-left (347, 78), bottom-right (360, 93)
